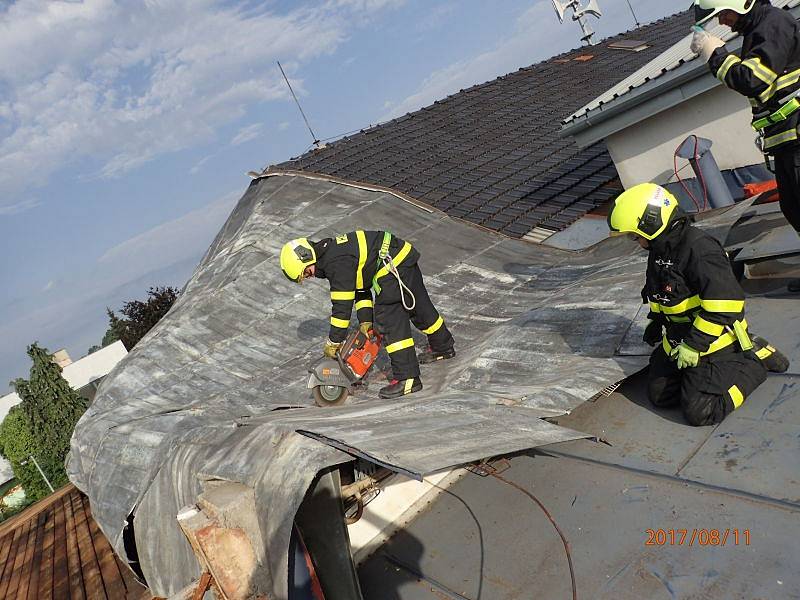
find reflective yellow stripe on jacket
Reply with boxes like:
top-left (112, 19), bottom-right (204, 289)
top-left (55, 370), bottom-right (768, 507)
top-left (756, 65), bottom-right (800, 104)
top-left (374, 242), bottom-right (413, 283)
top-left (649, 295), bottom-right (701, 316)
top-left (355, 230), bottom-right (368, 289)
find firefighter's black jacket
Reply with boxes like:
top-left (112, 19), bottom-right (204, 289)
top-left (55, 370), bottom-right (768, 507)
top-left (708, 0), bottom-right (800, 152)
top-left (313, 231), bottom-right (420, 342)
top-left (644, 218), bottom-right (747, 355)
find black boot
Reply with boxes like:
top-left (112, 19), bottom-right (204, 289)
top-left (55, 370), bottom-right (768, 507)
top-left (788, 279), bottom-right (800, 293)
top-left (418, 347), bottom-right (456, 364)
top-left (752, 336), bottom-right (790, 373)
top-left (379, 377), bottom-right (423, 399)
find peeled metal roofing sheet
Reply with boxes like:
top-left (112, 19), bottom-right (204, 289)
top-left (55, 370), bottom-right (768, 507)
top-left (564, 0), bottom-right (800, 124)
top-left (69, 174), bottom-right (676, 597)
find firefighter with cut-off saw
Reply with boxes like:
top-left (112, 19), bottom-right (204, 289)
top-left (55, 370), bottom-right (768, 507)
top-left (692, 0), bottom-right (800, 292)
top-left (280, 231), bottom-right (455, 399)
top-left (608, 183), bottom-right (789, 426)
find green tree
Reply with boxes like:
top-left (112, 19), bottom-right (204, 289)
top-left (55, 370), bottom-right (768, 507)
top-left (101, 313), bottom-right (123, 347)
top-left (106, 286), bottom-right (179, 350)
top-left (0, 343), bottom-right (88, 501)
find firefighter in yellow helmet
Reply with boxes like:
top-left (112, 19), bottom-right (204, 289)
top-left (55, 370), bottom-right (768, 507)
top-left (280, 232), bottom-right (455, 400)
top-left (608, 183), bottom-right (788, 425)
top-left (692, 0), bottom-right (800, 292)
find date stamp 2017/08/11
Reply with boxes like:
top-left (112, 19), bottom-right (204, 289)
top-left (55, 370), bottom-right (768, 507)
top-left (645, 529), bottom-right (751, 547)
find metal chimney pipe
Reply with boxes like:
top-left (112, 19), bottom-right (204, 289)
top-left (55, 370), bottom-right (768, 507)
top-left (676, 136), bottom-right (734, 209)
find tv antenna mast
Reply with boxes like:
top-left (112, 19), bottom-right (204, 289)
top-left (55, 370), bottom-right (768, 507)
top-left (552, 0), bottom-right (603, 46)
top-left (277, 61), bottom-right (323, 149)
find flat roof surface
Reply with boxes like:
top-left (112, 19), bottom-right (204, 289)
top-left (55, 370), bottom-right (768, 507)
top-left (358, 205), bottom-right (800, 599)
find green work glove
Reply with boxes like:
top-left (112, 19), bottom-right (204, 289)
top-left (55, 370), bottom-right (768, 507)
top-left (323, 338), bottom-right (341, 358)
top-left (671, 343), bottom-right (700, 369)
top-left (359, 321), bottom-right (373, 336)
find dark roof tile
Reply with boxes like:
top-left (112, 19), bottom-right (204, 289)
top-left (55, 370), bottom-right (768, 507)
top-left (277, 10), bottom-right (693, 237)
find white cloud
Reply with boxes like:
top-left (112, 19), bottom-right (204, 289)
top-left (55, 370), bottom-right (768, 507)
top-left (190, 155), bottom-right (214, 175)
top-left (231, 123), bottom-right (265, 146)
top-left (0, 189), bottom-right (241, 388)
top-left (0, 0), bottom-right (405, 211)
top-left (278, 121), bottom-right (291, 131)
top-left (97, 190), bottom-right (240, 287)
top-left (415, 2), bottom-right (456, 33)
top-left (0, 196), bottom-right (41, 215)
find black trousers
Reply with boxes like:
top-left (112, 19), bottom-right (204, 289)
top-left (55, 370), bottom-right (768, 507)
top-left (374, 263), bottom-right (454, 380)
top-left (647, 346), bottom-right (767, 426)
top-left (773, 148), bottom-right (800, 232)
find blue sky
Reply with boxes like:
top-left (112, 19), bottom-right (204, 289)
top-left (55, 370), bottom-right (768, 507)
top-left (0, 0), bottom-right (680, 390)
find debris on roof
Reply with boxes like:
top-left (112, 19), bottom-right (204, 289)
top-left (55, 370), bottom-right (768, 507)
top-left (607, 39), bottom-right (649, 52)
top-left (271, 11), bottom-right (693, 238)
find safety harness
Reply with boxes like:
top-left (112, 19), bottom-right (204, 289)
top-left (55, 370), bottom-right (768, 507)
top-left (752, 88), bottom-right (800, 153)
top-left (661, 317), bottom-right (754, 357)
top-left (372, 232), bottom-right (416, 310)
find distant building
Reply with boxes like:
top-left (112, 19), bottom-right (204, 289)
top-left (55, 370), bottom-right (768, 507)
top-left (0, 341), bottom-right (128, 485)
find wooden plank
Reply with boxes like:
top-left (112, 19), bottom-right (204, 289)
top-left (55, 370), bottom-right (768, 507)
top-left (70, 490), bottom-right (106, 599)
top-left (0, 519), bottom-right (26, 598)
top-left (83, 495), bottom-right (127, 599)
top-left (0, 523), bottom-right (17, 585)
top-left (34, 494), bottom-right (58, 600)
top-left (0, 485), bottom-right (74, 539)
top-left (64, 489), bottom-right (87, 600)
top-left (16, 509), bottom-right (46, 600)
top-left (3, 514), bottom-right (33, 599)
top-left (51, 495), bottom-right (71, 600)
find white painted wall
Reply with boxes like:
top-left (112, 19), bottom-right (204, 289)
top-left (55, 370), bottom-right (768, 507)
top-left (607, 86), bottom-right (765, 189)
top-left (62, 340), bottom-right (127, 390)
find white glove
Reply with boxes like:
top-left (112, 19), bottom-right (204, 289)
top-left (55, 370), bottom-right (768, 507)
top-left (691, 30), bottom-right (725, 63)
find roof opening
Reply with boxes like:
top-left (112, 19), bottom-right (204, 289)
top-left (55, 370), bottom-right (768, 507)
top-left (608, 39), bottom-right (650, 52)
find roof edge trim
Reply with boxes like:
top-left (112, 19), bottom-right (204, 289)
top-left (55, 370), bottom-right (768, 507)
top-left (262, 168), bottom-right (436, 214)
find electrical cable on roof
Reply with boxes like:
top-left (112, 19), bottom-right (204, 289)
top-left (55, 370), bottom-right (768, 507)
top-left (490, 471), bottom-right (578, 600)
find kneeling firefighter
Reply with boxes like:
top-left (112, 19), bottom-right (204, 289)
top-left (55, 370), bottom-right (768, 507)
top-left (608, 183), bottom-right (789, 426)
top-left (280, 231), bottom-right (455, 399)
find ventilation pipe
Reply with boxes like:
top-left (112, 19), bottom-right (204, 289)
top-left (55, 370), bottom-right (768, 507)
top-left (676, 136), bottom-right (734, 209)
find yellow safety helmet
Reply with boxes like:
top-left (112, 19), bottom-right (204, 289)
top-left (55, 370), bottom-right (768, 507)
top-left (607, 183), bottom-right (679, 241)
top-left (280, 238), bottom-right (316, 282)
top-left (694, 0), bottom-right (756, 26)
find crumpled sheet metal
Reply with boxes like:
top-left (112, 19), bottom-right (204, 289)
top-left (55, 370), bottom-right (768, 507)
top-left (68, 174), bottom-right (653, 597)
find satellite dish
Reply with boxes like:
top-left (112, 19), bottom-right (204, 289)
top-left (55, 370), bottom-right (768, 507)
top-left (575, 0), bottom-right (602, 19)
top-left (552, 0), bottom-right (569, 23)
top-left (551, 0), bottom-right (603, 45)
